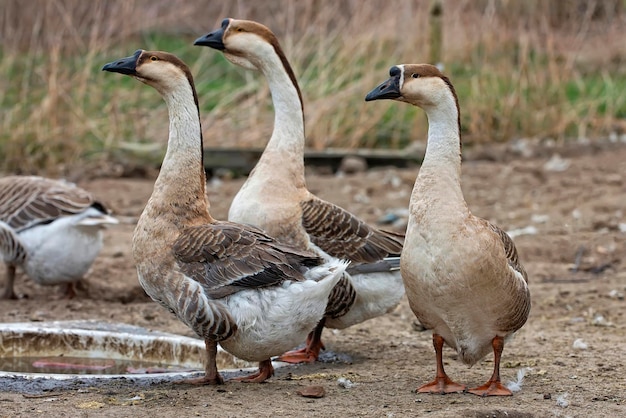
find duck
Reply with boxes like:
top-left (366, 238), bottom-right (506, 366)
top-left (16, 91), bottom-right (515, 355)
top-left (194, 18), bottom-right (405, 364)
top-left (0, 175), bottom-right (118, 299)
top-left (102, 50), bottom-right (347, 384)
top-left (365, 64), bottom-right (531, 396)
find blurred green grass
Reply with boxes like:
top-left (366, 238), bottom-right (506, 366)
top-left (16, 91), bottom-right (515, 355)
top-left (1, 0), bottom-right (625, 176)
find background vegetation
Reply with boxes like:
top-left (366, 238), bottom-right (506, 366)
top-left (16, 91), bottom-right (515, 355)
top-left (1, 0), bottom-right (625, 176)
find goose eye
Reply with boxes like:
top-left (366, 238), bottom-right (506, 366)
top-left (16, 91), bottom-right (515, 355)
top-left (411, 73), bottom-right (419, 78)
top-left (150, 56), bottom-right (158, 61)
top-left (236, 27), bottom-right (244, 32)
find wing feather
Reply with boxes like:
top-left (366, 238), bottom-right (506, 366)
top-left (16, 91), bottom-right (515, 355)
top-left (173, 221), bottom-right (323, 299)
top-left (324, 274), bottom-right (356, 318)
top-left (488, 222), bottom-right (529, 283)
top-left (0, 176), bottom-right (108, 231)
top-left (300, 198), bottom-right (404, 263)
top-left (0, 222), bottom-right (27, 264)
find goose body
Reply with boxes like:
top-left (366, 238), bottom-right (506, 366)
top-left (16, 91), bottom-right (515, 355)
top-left (0, 176), bottom-right (118, 299)
top-left (102, 50), bottom-right (345, 384)
top-left (366, 64), bottom-right (531, 396)
top-left (195, 19), bottom-right (405, 363)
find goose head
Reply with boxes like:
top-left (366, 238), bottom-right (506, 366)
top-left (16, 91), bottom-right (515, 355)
top-left (102, 49), bottom-right (195, 97)
top-left (194, 18), bottom-right (284, 72)
top-left (365, 64), bottom-right (458, 111)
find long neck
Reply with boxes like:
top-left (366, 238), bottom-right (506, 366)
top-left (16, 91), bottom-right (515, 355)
top-left (254, 51), bottom-right (306, 186)
top-left (416, 96), bottom-right (464, 201)
top-left (148, 83), bottom-right (211, 224)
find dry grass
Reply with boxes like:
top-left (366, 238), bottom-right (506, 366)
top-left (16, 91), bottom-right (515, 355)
top-left (1, 0), bottom-right (625, 176)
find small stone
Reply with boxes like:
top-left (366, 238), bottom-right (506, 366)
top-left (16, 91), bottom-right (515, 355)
top-left (296, 385), bottom-right (326, 398)
top-left (378, 213), bottom-right (400, 225)
top-left (338, 156), bottom-right (367, 174)
top-left (544, 393), bottom-right (552, 400)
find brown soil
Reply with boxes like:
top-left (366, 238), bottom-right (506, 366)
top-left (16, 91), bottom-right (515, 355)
top-left (1, 142), bottom-right (625, 417)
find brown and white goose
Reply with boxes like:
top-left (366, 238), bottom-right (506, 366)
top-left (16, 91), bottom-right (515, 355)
top-left (102, 50), bottom-right (346, 384)
top-left (365, 65), bottom-right (531, 396)
top-left (0, 176), bottom-right (118, 299)
top-left (194, 18), bottom-right (405, 363)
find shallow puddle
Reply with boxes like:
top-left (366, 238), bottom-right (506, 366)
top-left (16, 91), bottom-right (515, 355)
top-left (0, 320), bottom-right (252, 379)
top-left (0, 355), bottom-right (198, 375)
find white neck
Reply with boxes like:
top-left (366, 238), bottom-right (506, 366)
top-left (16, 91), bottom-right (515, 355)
top-left (254, 49), bottom-right (306, 183)
top-left (410, 94), bottom-right (468, 219)
top-left (149, 82), bottom-right (208, 220)
top-left (417, 94), bottom-right (463, 197)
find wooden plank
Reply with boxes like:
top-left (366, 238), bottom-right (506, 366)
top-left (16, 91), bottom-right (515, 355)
top-left (202, 147), bottom-right (422, 175)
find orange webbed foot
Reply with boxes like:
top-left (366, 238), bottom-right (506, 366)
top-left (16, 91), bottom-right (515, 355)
top-left (468, 336), bottom-right (513, 396)
top-left (231, 360), bottom-right (274, 383)
top-left (468, 380), bottom-right (512, 396)
top-left (417, 376), bottom-right (466, 394)
top-left (277, 347), bottom-right (320, 364)
top-left (277, 337), bottom-right (324, 364)
top-left (174, 373), bottom-right (224, 385)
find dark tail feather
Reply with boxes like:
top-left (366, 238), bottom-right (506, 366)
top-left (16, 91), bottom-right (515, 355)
top-left (346, 256), bottom-right (400, 275)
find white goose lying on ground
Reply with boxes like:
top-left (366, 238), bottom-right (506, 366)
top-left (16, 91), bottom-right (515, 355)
top-left (365, 65), bottom-right (531, 396)
top-left (194, 18), bottom-right (405, 364)
top-left (102, 50), bottom-right (346, 384)
top-left (0, 175), bottom-right (118, 299)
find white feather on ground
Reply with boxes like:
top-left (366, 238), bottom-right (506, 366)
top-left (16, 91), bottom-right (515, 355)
top-left (505, 367), bottom-right (531, 392)
top-left (556, 393), bottom-right (570, 407)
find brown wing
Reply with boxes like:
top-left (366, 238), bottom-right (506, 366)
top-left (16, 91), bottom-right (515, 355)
top-left (300, 197), bottom-right (404, 263)
top-left (173, 221), bottom-right (323, 299)
top-left (0, 176), bottom-right (104, 231)
top-left (324, 274), bottom-right (356, 319)
top-left (0, 225), bottom-right (27, 265)
top-left (487, 222), bottom-right (531, 333)
top-left (488, 223), bottom-right (529, 283)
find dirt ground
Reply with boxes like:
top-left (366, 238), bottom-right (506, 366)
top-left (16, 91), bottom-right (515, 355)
top-left (1, 141), bottom-right (625, 417)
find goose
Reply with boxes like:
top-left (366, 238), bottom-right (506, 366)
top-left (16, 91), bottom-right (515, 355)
top-left (365, 65), bottom-right (531, 396)
top-left (194, 18), bottom-right (405, 364)
top-left (102, 50), bottom-right (347, 384)
top-left (0, 175), bottom-right (118, 299)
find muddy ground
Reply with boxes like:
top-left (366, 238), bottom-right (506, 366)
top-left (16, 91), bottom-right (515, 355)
top-left (0, 141), bottom-right (625, 417)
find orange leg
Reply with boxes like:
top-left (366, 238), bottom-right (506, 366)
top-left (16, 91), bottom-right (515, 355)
top-left (468, 336), bottom-right (512, 396)
top-left (417, 333), bottom-right (466, 394)
top-left (1, 264), bottom-right (17, 300)
top-left (175, 339), bottom-right (224, 385)
top-left (277, 318), bottom-right (326, 364)
top-left (231, 359), bottom-right (274, 383)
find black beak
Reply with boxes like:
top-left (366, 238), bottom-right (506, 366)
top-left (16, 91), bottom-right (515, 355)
top-left (365, 75), bottom-right (402, 101)
top-left (102, 50), bottom-right (142, 75)
top-left (194, 27), bottom-right (225, 50)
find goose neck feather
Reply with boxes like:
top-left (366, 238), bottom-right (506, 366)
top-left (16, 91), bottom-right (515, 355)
top-left (150, 80), bottom-right (209, 223)
top-left (416, 95), bottom-right (464, 206)
top-left (133, 63), bottom-right (211, 267)
top-left (254, 57), bottom-right (306, 183)
top-left (262, 54), bottom-right (305, 137)
top-left (237, 35), bottom-right (306, 184)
